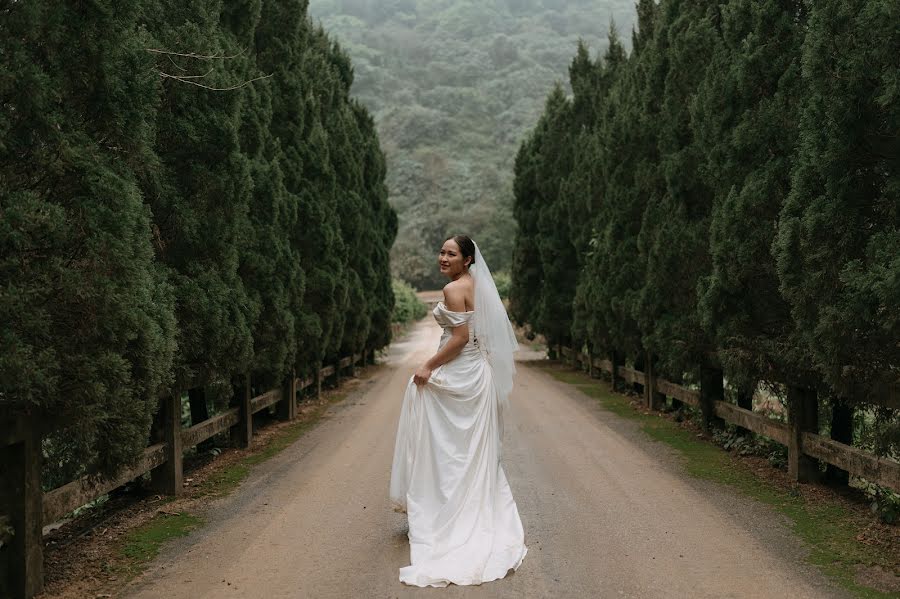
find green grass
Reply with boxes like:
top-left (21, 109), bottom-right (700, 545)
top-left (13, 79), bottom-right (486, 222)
top-left (120, 512), bottom-right (203, 568)
top-left (537, 362), bottom-right (897, 599)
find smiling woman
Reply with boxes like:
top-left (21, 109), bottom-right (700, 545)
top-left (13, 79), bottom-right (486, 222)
top-left (390, 236), bottom-right (526, 587)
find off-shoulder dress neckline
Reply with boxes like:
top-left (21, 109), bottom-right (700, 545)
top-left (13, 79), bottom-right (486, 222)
top-left (437, 301), bottom-right (474, 314)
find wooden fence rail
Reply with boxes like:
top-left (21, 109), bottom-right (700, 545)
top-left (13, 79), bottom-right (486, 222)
top-left (557, 345), bottom-right (900, 494)
top-left (2, 349), bottom-right (372, 598)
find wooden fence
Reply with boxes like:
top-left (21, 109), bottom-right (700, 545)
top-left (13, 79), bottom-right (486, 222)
top-left (557, 346), bottom-right (900, 494)
top-left (1, 349), bottom-right (374, 599)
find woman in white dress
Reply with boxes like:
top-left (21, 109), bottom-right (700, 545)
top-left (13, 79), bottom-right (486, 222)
top-left (389, 234), bottom-right (527, 587)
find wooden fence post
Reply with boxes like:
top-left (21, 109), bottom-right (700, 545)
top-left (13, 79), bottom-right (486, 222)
top-left (699, 365), bottom-right (724, 432)
top-left (588, 350), bottom-right (595, 378)
top-left (610, 351), bottom-right (619, 392)
top-left (150, 393), bottom-right (183, 495)
top-left (334, 359), bottom-right (342, 387)
top-left (788, 386), bottom-right (821, 483)
top-left (315, 363), bottom-right (322, 398)
top-left (230, 375), bottom-right (252, 449)
top-left (0, 416), bottom-right (43, 599)
top-left (350, 353), bottom-right (357, 378)
top-left (276, 370), bottom-right (296, 421)
top-left (644, 352), bottom-right (663, 411)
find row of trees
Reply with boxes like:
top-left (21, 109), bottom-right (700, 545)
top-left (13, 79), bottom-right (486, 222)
top-left (511, 0), bottom-right (897, 450)
top-left (1, 0), bottom-right (396, 483)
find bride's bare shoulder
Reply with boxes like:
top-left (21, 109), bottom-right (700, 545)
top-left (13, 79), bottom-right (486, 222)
top-left (443, 278), bottom-right (474, 311)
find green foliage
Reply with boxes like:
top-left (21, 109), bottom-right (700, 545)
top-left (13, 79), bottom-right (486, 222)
top-left (774, 0), bottom-right (900, 399)
top-left (2, 0), bottom-right (395, 483)
top-left (512, 0), bottom-right (898, 433)
top-left (309, 0), bottom-right (638, 290)
top-left (392, 279), bottom-right (428, 324)
top-left (493, 271), bottom-right (512, 300)
top-left (0, 1), bottom-right (177, 480)
top-left (693, 0), bottom-right (809, 388)
top-left (633, 0), bottom-right (719, 374)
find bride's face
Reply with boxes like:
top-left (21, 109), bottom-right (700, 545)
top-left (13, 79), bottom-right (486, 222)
top-left (439, 239), bottom-right (469, 278)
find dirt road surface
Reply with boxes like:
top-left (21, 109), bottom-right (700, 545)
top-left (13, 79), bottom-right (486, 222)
top-left (126, 318), bottom-right (847, 599)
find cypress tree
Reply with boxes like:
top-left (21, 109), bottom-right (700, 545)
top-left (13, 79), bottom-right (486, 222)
top-left (510, 84), bottom-right (577, 344)
top-left (0, 1), bottom-right (176, 480)
top-left (531, 85), bottom-right (578, 346)
top-left (352, 101), bottom-right (398, 352)
top-left (567, 28), bottom-right (627, 350)
top-left (775, 0), bottom-right (900, 399)
top-left (509, 129), bottom-right (544, 328)
top-left (578, 0), bottom-right (662, 361)
top-left (633, 0), bottom-right (720, 373)
top-left (257, 5), bottom-right (342, 373)
top-left (692, 0), bottom-right (808, 388)
top-left (235, 0), bottom-right (302, 387)
top-left (141, 0), bottom-right (256, 400)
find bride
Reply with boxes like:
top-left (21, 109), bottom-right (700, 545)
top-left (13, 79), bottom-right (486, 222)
top-left (389, 234), bottom-right (527, 587)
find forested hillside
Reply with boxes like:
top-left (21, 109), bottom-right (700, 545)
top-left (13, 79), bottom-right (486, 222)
top-left (1, 0), bottom-right (395, 485)
top-left (511, 0), bottom-right (899, 454)
top-left (309, 0), bottom-right (637, 288)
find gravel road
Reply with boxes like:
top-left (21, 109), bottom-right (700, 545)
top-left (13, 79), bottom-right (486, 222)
top-left (126, 318), bottom-right (847, 599)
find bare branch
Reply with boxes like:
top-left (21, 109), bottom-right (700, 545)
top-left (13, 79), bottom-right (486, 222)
top-left (166, 67), bottom-right (215, 80)
top-left (165, 54), bottom-right (188, 72)
top-left (158, 71), bottom-right (273, 91)
top-left (146, 47), bottom-right (246, 61)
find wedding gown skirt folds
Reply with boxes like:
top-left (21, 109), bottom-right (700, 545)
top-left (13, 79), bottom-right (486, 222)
top-left (390, 301), bottom-right (527, 587)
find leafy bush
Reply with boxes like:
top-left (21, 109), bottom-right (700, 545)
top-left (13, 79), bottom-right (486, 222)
top-left (392, 279), bottom-right (428, 324)
top-left (493, 271), bottom-right (512, 300)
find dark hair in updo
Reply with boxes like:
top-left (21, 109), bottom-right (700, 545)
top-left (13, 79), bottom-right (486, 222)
top-left (446, 234), bottom-right (476, 266)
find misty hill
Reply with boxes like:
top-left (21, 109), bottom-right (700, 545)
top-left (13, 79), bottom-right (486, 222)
top-left (309, 0), bottom-right (637, 289)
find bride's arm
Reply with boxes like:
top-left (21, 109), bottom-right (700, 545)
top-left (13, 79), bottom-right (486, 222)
top-left (412, 285), bottom-right (469, 385)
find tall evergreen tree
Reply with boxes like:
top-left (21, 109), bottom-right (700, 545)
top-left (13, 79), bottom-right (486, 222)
top-left (141, 0), bottom-right (256, 400)
top-left (578, 0), bottom-right (662, 361)
top-left (530, 85), bottom-right (578, 346)
top-left (509, 127), bottom-right (544, 328)
top-left (257, 5), bottom-right (343, 372)
top-left (234, 0), bottom-right (303, 387)
top-left (692, 0), bottom-right (808, 387)
top-left (775, 0), bottom-right (900, 398)
top-left (633, 0), bottom-right (720, 373)
top-left (352, 101), bottom-right (398, 352)
top-left (567, 28), bottom-right (627, 349)
top-left (0, 1), bottom-right (176, 479)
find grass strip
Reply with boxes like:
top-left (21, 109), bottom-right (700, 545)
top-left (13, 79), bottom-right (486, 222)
top-left (118, 512), bottom-right (203, 574)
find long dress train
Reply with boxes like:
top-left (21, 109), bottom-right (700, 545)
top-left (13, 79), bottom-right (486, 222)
top-left (389, 301), bottom-right (527, 587)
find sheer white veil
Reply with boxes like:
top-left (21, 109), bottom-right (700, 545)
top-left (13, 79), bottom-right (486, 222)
top-left (471, 241), bottom-right (519, 407)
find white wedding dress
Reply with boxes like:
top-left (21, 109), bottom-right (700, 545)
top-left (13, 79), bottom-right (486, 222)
top-left (389, 301), bottom-right (527, 587)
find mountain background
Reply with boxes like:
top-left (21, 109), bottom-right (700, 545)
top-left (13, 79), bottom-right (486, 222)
top-left (308, 0), bottom-right (638, 289)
